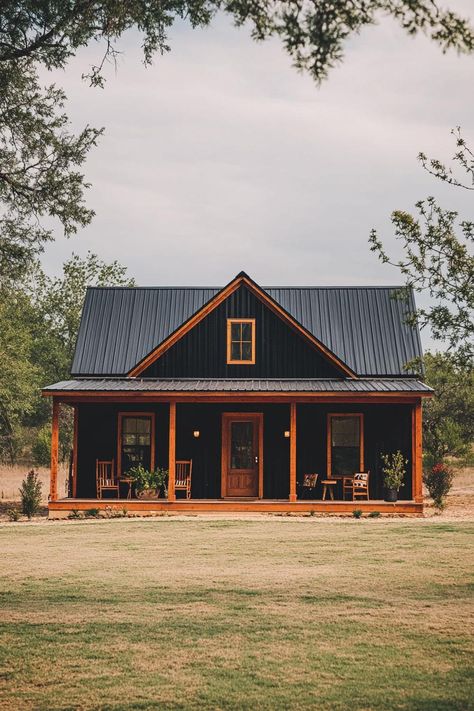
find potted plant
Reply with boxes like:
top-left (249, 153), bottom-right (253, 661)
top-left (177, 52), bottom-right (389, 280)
top-left (128, 466), bottom-right (169, 499)
top-left (381, 450), bottom-right (407, 502)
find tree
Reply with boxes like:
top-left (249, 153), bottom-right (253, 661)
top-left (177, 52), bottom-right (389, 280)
top-left (422, 351), bottom-right (474, 467)
top-left (29, 251), bottom-right (135, 382)
top-left (0, 251), bottom-right (134, 463)
top-left (369, 129), bottom-right (474, 366)
top-left (1, 2), bottom-right (473, 86)
top-left (0, 290), bottom-right (41, 463)
top-left (0, 62), bottom-right (102, 283)
top-left (1, 2), bottom-right (474, 280)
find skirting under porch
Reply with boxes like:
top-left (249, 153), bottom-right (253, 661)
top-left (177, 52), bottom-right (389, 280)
top-left (48, 498), bottom-right (424, 517)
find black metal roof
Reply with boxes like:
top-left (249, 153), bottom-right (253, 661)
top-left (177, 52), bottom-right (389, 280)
top-left (44, 378), bottom-right (433, 394)
top-left (71, 279), bottom-right (423, 377)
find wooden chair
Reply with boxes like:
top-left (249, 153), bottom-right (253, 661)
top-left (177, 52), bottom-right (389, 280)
top-left (175, 460), bottom-right (192, 499)
top-left (344, 471), bottom-right (370, 501)
top-left (96, 459), bottom-right (119, 499)
top-left (300, 473), bottom-right (318, 499)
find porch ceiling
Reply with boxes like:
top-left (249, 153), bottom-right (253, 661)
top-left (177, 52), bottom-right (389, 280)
top-left (43, 377), bottom-right (433, 395)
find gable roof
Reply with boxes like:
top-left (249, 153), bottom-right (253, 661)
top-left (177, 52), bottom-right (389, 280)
top-left (127, 272), bottom-right (355, 378)
top-left (71, 274), bottom-right (423, 378)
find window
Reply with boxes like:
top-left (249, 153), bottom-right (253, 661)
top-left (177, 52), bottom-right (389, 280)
top-left (118, 413), bottom-right (155, 476)
top-left (327, 414), bottom-right (364, 476)
top-left (227, 319), bottom-right (256, 364)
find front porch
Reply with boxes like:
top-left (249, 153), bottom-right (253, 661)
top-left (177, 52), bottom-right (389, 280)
top-left (48, 497), bottom-right (424, 517)
top-left (47, 390), bottom-right (425, 515)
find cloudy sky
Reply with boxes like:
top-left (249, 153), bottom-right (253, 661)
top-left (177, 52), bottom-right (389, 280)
top-left (42, 0), bottom-right (473, 313)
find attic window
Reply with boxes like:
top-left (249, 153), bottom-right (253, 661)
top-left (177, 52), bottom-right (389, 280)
top-left (227, 319), bottom-right (255, 364)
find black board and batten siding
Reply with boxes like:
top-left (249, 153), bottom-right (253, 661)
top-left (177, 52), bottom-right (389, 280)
top-left (76, 402), bottom-right (412, 500)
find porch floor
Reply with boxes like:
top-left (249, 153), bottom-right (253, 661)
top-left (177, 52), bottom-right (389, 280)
top-left (49, 498), bottom-right (423, 517)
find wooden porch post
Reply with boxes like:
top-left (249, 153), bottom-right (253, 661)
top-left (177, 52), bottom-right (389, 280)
top-left (50, 399), bottom-right (60, 502)
top-left (168, 401), bottom-right (176, 501)
top-left (289, 402), bottom-right (297, 502)
top-left (412, 400), bottom-right (423, 502)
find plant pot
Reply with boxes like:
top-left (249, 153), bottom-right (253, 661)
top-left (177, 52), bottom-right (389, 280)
top-left (384, 488), bottom-right (398, 502)
top-left (136, 488), bottom-right (160, 500)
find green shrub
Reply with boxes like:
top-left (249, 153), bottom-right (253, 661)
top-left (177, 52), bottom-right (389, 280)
top-left (68, 509), bottom-right (82, 519)
top-left (368, 511), bottom-right (381, 518)
top-left (19, 470), bottom-right (42, 519)
top-left (424, 462), bottom-right (455, 510)
top-left (352, 509), bottom-right (363, 519)
top-left (7, 507), bottom-right (20, 522)
top-left (84, 508), bottom-right (101, 518)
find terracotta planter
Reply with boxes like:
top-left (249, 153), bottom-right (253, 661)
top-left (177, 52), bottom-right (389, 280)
top-left (136, 488), bottom-right (160, 500)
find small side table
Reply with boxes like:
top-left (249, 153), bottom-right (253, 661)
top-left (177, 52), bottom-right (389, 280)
top-left (321, 479), bottom-right (337, 501)
top-left (120, 477), bottom-right (133, 499)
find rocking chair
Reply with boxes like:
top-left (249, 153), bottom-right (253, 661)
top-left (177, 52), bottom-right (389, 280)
top-left (175, 460), bottom-right (192, 499)
top-left (96, 459), bottom-right (119, 498)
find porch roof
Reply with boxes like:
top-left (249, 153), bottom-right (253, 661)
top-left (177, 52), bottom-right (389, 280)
top-left (43, 378), bottom-right (433, 394)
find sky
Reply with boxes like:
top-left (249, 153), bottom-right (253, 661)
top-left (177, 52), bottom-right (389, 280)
top-left (41, 0), bottom-right (473, 323)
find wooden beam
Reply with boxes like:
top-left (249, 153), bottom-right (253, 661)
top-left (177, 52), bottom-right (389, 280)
top-left (412, 400), bottom-right (423, 502)
top-left (289, 402), bottom-right (297, 502)
top-left (168, 401), bottom-right (176, 501)
top-left (50, 399), bottom-right (60, 502)
top-left (42, 391), bottom-right (432, 404)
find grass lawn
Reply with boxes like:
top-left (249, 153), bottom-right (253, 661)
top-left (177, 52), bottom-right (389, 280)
top-left (0, 517), bottom-right (473, 711)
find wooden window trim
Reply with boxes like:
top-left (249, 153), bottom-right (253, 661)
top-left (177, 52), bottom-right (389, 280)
top-left (326, 413), bottom-right (364, 477)
top-left (117, 411), bottom-right (156, 477)
top-left (226, 318), bottom-right (256, 365)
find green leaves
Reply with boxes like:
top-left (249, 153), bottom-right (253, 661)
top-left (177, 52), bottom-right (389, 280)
top-left (422, 352), bottom-right (474, 464)
top-left (0, 252), bottom-right (134, 463)
top-left (381, 450), bottom-right (407, 491)
top-left (370, 129), bottom-right (474, 366)
top-left (1, 2), bottom-right (474, 282)
top-left (0, 63), bottom-right (103, 283)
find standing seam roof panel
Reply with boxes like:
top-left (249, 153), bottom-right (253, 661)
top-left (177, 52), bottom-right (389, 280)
top-left (71, 285), bottom-right (423, 376)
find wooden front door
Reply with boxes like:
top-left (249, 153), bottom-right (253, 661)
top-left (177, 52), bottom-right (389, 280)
top-left (221, 413), bottom-right (263, 498)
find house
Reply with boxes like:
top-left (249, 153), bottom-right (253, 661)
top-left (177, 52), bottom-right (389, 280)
top-left (43, 271), bottom-right (432, 516)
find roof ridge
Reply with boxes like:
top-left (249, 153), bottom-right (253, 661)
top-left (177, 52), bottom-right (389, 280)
top-left (86, 285), bottom-right (408, 291)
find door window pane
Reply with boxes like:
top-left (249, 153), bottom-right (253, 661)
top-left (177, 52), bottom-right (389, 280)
top-left (230, 421), bottom-right (253, 469)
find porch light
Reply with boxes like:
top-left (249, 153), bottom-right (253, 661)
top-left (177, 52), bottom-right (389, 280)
top-left (193, 430), bottom-right (200, 438)
top-left (284, 430), bottom-right (290, 438)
